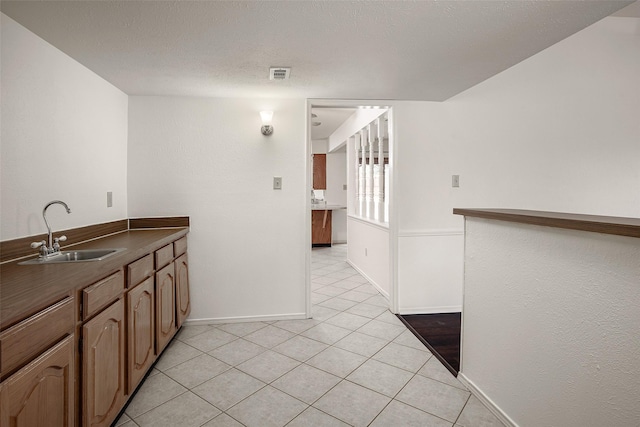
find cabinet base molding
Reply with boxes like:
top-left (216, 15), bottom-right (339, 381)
top-left (186, 312), bottom-right (308, 326)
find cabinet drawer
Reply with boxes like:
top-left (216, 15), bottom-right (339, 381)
top-left (128, 254), bottom-right (154, 287)
top-left (82, 271), bottom-right (124, 320)
top-left (174, 236), bottom-right (187, 257)
top-left (155, 244), bottom-right (174, 269)
top-left (0, 297), bottom-right (74, 377)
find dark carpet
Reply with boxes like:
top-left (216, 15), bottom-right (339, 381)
top-left (398, 313), bottom-right (461, 376)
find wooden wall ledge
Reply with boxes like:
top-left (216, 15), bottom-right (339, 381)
top-left (453, 209), bottom-right (640, 239)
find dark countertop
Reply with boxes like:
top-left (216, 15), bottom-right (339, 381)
top-left (0, 227), bottom-right (188, 330)
top-left (453, 209), bottom-right (640, 238)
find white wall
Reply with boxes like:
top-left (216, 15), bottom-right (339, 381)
top-left (326, 150), bottom-right (347, 243)
top-left (0, 14), bottom-right (128, 240)
top-left (446, 16), bottom-right (640, 219)
top-left (346, 217), bottom-right (390, 298)
top-left (128, 97), bottom-right (307, 322)
top-left (396, 231), bottom-right (463, 314)
top-left (393, 15), bottom-right (640, 314)
top-left (311, 139), bottom-right (327, 155)
top-left (394, 101), bottom-right (465, 313)
top-left (460, 218), bottom-right (640, 427)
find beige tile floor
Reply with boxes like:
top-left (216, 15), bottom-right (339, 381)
top-left (115, 244), bottom-right (504, 427)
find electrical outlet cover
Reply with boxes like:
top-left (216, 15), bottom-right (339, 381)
top-left (273, 177), bottom-right (282, 189)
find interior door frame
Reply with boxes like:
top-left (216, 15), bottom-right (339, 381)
top-left (305, 99), bottom-right (398, 318)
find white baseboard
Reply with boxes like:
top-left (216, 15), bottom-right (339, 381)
top-left (346, 259), bottom-right (390, 302)
top-left (185, 312), bottom-right (308, 325)
top-left (399, 306), bottom-right (462, 315)
top-left (457, 373), bottom-right (518, 427)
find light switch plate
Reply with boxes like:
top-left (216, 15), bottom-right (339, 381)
top-left (273, 177), bottom-right (282, 190)
top-left (107, 191), bottom-right (113, 207)
top-left (452, 175), bottom-right (460, 188)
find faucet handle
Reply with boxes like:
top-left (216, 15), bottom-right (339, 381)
top-left (30, 240), bottom-right (46, 249)
top-left (31, 240), bottom-right (48, 257)
top-left (53, 235), bottom-right (67, 252)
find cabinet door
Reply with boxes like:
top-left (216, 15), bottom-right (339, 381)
top-left (0, 335), bottom-right (75, 427)
top-left (127, 277), bottom-right (155, 392)
top-left (312, 210), bottom-right (332, 245)
top-left (313, 154), bottom-right (327, 189)
top-left (155, 262), bottom-right (176, 353)
top-left (175, 253), bottom-right (191, 328)
top-left (82, 299), bottom-right (126, 427)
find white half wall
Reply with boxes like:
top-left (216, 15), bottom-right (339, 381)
top-left (347, 216), bottom-right (390, 299)
top-left (460, 218), bottom-right (640, 427)
top-left (397, 231), bottom-right (463, 314)
top-left (127, 97), bottom-right (307, 322)
top-left (1, 14), bottom-right (128, 240)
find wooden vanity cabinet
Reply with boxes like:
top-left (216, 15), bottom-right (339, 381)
top-left (155, 262), bottom-right (176, 353)
top-left (126, 254), bottom-right (156, 394)
top-left (175, 253), bottom-right (190, 328)
top-left (81, 271), bottom-right (124, 321)
top-left (312, 209), bottom-right (332, 246)
top-left (127, 277), bottom-right (155, 392)
top-left (0, 335), bottom-right (75, 427)
top-left (0, 297), bottom-right (74, 378)
top-left (82, 298), bottom-right (126, 427)
top-left (0, 230), bottom-right (190, 427)
top-left (79, 270), bottom-right (126, 427)
top-left (313, 153), bottom-right (327, 189)
top-left (0, 296), bottom-right (75, 427)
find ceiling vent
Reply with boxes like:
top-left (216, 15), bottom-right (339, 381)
top-left (269, 67), bottom-right (291, 81)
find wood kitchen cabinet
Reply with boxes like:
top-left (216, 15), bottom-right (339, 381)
top-left (0, 225), bottom-right (190, 427)
top-left (155, 262), bottom-right (176, 354)
top-left (127, 277), bottom-right (155, 392)
top-left (312, 209), bottom-right (332, 247)
top-left (0, 335), bottom-right (75, 427)
top-left (175, 253), bottom-right (191, 328)
top-left (0, 296), bottom-right (75, 427)
top-left (313, 154), bottom-right (327, 189)
top-left (82, 299), bottom-right (126, 427)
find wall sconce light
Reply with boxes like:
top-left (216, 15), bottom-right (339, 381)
top-left (260, 111), bottom-right (274, 136)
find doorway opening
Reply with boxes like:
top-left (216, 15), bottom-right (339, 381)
top-left (305, 101), bottom-right (396, 319)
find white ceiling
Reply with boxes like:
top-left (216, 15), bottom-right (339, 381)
top-left (311, 108), bottom-right (357, 140)
top-left (2, 1), bottom-right (636, 102)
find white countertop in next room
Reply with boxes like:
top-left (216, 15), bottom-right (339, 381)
top-left (311, 204), bottom-right (346, 211)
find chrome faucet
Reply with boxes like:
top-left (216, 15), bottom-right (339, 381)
top-left (31, 200), bottom-right (72, 258)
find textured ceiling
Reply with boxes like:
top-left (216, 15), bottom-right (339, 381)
top-left (1, 0), bottom-right (635, 101)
